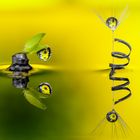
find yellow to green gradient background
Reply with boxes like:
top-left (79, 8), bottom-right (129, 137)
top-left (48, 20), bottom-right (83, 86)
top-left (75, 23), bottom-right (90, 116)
top-left (0, 0), bottom-right (140, 140)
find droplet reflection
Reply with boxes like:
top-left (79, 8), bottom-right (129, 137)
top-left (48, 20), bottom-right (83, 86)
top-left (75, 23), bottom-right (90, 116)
top-left (106, 110), bottom-right (118, 123)
top-left (106, 17), bottom-right (118, 31)
top-left (38, 82), bottom-right (52, 95)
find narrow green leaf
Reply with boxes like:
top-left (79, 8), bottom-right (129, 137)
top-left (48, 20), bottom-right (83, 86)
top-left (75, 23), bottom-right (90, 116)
top-left (23, 33), bottom-right (46, 53)
top-left (23, 89), bottom-right (47, 110)
top-left (30, 44), bottom-right (49, 54)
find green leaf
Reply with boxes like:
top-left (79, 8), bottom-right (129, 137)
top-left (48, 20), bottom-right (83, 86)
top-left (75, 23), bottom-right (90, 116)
top-left (30, 44), bottom-right (50, 54)
top-left (23, 89), bottom-right (47, 110)
top-left (23, 33), bottom-right (46, 53)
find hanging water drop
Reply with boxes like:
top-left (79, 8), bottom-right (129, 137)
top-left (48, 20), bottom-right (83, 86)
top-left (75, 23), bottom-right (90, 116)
top-left (37, 47), bottom-right (51, 61)
top-left (106, 17), bottom-right (118, 31)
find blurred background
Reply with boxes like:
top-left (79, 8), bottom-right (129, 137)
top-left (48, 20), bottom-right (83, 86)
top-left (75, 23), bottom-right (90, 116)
top-left (0, 0), bottom-right (139, 140)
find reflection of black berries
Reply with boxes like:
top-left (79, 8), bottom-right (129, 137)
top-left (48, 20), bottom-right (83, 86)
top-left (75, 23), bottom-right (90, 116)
top-left (9, 53), bottom-right (32, 72)
top-left (106, 110), bottom-right (118, 123)
top-left (13, 76), bottom-right (29, 89)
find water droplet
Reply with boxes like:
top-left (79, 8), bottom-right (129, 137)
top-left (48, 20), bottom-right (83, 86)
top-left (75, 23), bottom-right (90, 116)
top-left (106, 17), bottom-right (118, 31)
top-left (106, 110), bottom-right (118, 123)
top-left (37, 47), bottom-right (51, 61)
top-left (38, 82), bottom-right (52, 95)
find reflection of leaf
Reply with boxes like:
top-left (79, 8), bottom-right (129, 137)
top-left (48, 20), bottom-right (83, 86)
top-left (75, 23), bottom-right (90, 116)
top-left (29, 88), bottom-right (48, 99)
top-left (23, 33), bottom-right (46, 53)
top-left (23, 89), bottom-right (47, 110)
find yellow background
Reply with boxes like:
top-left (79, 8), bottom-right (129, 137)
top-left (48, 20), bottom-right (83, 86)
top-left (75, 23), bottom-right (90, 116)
top-left (0, 0), bottom-right (139, 140)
